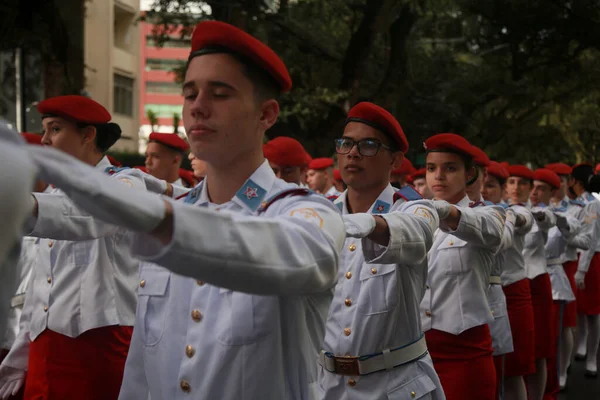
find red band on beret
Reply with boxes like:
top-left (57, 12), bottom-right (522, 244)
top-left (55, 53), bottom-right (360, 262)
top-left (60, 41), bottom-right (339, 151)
top-left (149, 132), bottom-right (190, 152)
top-left (189, 21), bottom-right (292, 93)
top-left (507, 165), bottom-right (534, 180)
top-left (533, 168), bottom-right (561, 189)
top-left (345, 102), bottom-right (408, 153)
top-left (37, 95), bottom-right (111, 124)
top-left (308, 158), bottom-right (334, 170)
top-left (263, 136), bottom-right (308, 167)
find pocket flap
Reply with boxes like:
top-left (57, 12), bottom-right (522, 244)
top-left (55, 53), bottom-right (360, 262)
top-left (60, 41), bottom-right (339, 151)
top-left (139, 269), bottom-right (170, 296)
top-left (388, 374), bottom-right (437, 399)
top-left (436, 236), bottom-right (467, 250)
top-left (359, 263), bottom-right (396, 281)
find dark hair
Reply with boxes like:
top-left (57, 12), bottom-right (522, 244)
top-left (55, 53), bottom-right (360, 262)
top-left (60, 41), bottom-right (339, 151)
top-left (77, 122), bottom-right (121, 153)
top-left (426, 149), bottom-right (473, 170)
top-left (572, 164), bottom-right (594, 192)
top-left (186, 46), bottom-right (280, 103)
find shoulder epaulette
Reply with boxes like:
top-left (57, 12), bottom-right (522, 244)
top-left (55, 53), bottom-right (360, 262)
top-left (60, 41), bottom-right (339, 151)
top-left (569, 199), bottom-right (585, 207)
top-left (258, 188), bottom-right (312, 213)
top-left (393, 186), bottom-right (423, 203)
top-left (469, 201), bottom-right (484, 208)
top-left (483, 200), bottom-right (494, 206)
top-left (104, 166), bottom-right (130, 175)
top-left (327, 195), bottom-right (339, 202)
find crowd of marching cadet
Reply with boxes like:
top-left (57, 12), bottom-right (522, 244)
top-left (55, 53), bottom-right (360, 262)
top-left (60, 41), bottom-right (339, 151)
top-left (0, 19), bottom-right (599, 400)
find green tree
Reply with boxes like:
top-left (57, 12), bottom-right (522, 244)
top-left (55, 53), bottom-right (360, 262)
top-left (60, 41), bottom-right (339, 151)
top-left (173, 112), bottom-right (181, 133)
top-left (146, 109), bottom-right (158, 132)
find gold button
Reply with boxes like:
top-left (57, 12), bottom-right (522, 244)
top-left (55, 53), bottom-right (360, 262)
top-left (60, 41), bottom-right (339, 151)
top-left (191, 309), bottom-right (202, 322)
top-left (426, 284), bottom-right (430, 289)
top-left (43, 306), bottom-right (48, 312)
top-left (371, 268), bottom-right (377, 275)
top-left (425, 310), bottom-right (431, 317)
top-left (48, 241), bottom-right (53, 248)
top-left (185, 345), bottom-right (195, 358)
top-left (348, 244), bottom-right (356, 251)
top-left (345, 271), bottom-right (352, 279)
top-left (180, 380), bottom-right (191, 393)
top-left (411, 391), bottom-right (416, 398)
top-left (491, 310), bottom-right (495, 316)
top-left (140, 280), bottom-right (146, 288)
top-left (344, 328), bottom-right (351, 336)
top-left (348, 378), bottom-right (356, 387)
top-left (449, 241), bottom-right (454, 246)
top-left (47, 277), bottom-right (52, 284)
top-left (345, 298), bottom-right (352, 307)
top-left (196, 280), bottom-right (205, 286)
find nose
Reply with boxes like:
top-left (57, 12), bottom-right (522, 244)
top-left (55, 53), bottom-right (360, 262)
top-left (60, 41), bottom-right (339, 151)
top-left (189, 91), bottom-right (210, 120)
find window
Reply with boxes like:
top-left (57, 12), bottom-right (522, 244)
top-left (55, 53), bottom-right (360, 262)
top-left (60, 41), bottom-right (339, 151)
top-left (145, 58), bottom-right (185, 72)
top-left (144, 104), bottom-right (183, 118)
top-left (146, 81), bottom-right (182, 95)
top-left (114, 74), bottom-right (134, 116)
top-left (146, 36), bottom-right (191, 48)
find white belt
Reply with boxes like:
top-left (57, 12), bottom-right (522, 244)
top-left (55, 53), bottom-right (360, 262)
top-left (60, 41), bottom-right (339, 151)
top-left (318, 335), bottom-right (428, 376)
top-left (489, 276), bottom-right (502, 285)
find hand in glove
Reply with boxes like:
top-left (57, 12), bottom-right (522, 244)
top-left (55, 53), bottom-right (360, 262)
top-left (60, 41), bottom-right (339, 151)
top-left (0, 365), bottom-right (25, 400)
top-left (555, 214), bottom-right (570, 231)
top-left (575, 271), bottom-right (586, 290)
top-left (117, 169), bottom-right (168, 195)
top-left (343, 214), bottom-right (376, 238)
top-left (505, 209), bottom-right (517, 226)
top-left (532, 211), bottom-right (546, 221)
top-left (29, 146), bottom-right (166, 233)
top-left (432, 200), bottom-right (452, 220)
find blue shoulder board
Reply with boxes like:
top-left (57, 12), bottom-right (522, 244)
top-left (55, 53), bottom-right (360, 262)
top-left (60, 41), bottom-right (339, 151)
top-left (104, 166), bottom-right (130, 175)
top-left (483, 200), bottom-right (494, 206)
top-left (393, 186), bottom-right (423, 203)
top-left (497, 203), bottom-right (509, 209)
top-left (569, 199), bottom-right (585, 207)
top-left (553, 207), bottom-right (567, 213)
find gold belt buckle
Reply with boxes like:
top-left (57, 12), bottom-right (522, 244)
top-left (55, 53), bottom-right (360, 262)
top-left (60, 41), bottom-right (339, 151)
top-left (333, 356), bottom-right (360, 376)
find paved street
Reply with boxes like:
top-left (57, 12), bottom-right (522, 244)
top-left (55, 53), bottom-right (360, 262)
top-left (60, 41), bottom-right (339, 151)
top-left (559, 350), bottom-right (600, 400)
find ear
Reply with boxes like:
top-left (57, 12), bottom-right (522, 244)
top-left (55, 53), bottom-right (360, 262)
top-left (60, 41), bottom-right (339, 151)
top-left (466, 165), bottom-right (477, 182)
top-left (81, 125), bottom-right (97, 145)
top-left (173, 153), bottom-right (182, 166)
top-left (391, 152), bottom-right (404, 170)
top-left (259, 99), bottom-right (279, 131)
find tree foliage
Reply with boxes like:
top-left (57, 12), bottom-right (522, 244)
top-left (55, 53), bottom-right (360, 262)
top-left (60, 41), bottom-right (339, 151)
top-left (144, 0), bottom-right (600, 166)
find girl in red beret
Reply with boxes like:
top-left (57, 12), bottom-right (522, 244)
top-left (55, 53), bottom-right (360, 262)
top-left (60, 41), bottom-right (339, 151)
top-left (422, 133), bottom-right (506, 400)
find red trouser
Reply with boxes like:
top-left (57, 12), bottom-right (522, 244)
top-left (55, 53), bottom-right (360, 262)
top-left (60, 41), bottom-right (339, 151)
top-left (577, 253), bottom-right (600, 315)
top-left (503, 279), bottom-right (536, 377)
top-left (426, 325), bottom-right (496, 400)
top-left (24, 326), bottom-right (132, 400)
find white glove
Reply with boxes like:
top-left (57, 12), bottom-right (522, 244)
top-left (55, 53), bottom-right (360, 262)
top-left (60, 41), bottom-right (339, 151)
top-left (0, 365), bottom-right (25, 399)
top-left (343, 214), bottom-right (376, 238)
top-left (575, 271), bottom-right (586, 290)
top-left (28, 146), bottom-right (166, 233)
top-left (505, 209), bottom-right (517, 226)
top-left (432, 200), bottom-right (452, 220)
top-left (117, 169), bottom-right (168, 194)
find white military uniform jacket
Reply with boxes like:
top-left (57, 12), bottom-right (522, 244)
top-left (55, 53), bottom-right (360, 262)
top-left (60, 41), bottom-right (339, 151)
top-left (319, 185), bottom-right (444, 400)
top-left (500, 204), bottom-right (534, 286)
top-left (1, 157), bottom-right (143, 371)
top-left (523, 203), bottom-right (555, 280)
top-left (576, 192), bottom-right (600, 273)
top-left (557, 197), bottom-right (592, 263)
top-left (118, 161), bottom-right (345, 400)
top-left (325, 185), bottom-right (342, 198)
top-left (421, 196), bottom-right (505, 335)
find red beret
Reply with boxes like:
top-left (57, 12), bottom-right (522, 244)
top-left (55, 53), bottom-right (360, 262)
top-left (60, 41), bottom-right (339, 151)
top-left (499, 161), bottom-right (510, 169)
top-left (507, 164), bottom-right (534, 180)
top-left (545, 163), bottom-right (572, 176)
top-left (424, 133), bottom-right (475, 159)
top-left (345, 102), bottom-right (408, 153)
top-left (37, 95), bottom-right (111, 124)
top-left (189, 21), bottom-right (291, 93)
top-left (487, 161), bottom-right (509, 181)
top-left (308, 158), bottom-right (334, 170)
top-left (263, 137), bottom-right (308, 167)
top-left (410, 168), bottom-right (427, 180)
top-left (470, 145), bottom-right (491, 167)
top-left (533, 168), bottom-right (561, 189)
top-left (179, 168), bottom-right (196, 187)
top-left (149, 132), bottom-right (189, 152)
top-left (333, 168), bottom-right (342, 181)
top-left (391, 158), bottom-right (415, 175)
top-left (107, 155), bottom-right (122, 167)
top-left (22, 132), bottom-right (42, 145)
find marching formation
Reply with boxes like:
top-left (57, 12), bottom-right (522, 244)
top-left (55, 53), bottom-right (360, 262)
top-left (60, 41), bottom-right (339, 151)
top-left (0, 20), bottom-right (599, 400)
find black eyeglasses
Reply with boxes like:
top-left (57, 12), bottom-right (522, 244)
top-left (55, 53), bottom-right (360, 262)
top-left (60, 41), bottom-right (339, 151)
top-left (334, 138), bottom-right (393, 157)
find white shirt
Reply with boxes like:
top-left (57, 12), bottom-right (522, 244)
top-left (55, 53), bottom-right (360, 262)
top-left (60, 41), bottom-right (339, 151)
top-left (562, 197), bottom-right (592, 262)
top-left (118, 161), bottom-right (345, 400)
top-left (501, 205), bottom-right (534, 286)
top-left (577, 192), bottom-right (600, 273)
top-left (421, 196), bottom-right (505, 335)
top-left (319, 185), bottom-right (443, 400)
top-left (325, 185), bottom-right (341, 198)
top-left (523, 204), bottom-right (555, 279)
top-left (2, 157), bottom-right (144, 371)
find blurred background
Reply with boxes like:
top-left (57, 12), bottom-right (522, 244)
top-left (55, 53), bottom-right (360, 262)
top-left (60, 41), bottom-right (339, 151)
top-left (0, 0), bottom-right (599, 169)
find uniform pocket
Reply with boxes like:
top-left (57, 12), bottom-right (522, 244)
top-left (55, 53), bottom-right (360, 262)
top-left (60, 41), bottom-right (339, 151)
top-left (489, 301), bottom-right (507, 320)
top-left (388, 374), bottom-right (437, 399)
top-left (217, 289), bottom-right (277, 345)
top-left (358, 263), bottom-right (398, 315)
top-left (137, 268), bottom-right (171, 346)
top-left (436, 236), bottom-right (467, 275)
